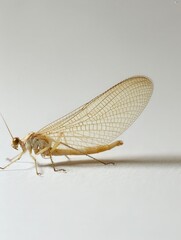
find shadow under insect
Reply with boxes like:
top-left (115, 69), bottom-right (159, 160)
top-left (39, 155), bottom-right (181, 169)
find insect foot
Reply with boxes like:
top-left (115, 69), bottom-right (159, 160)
top-left (105, 161), bottom-right (115, 165)
top-left (97, 159), bottom-right (115, 165)
top-left (36, 171), bottom-right (43, 176)
top-left (53, 168), bottom-right (67, 173)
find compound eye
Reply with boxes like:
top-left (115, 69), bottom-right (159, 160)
top-left (13, 138), bottom-right (19, 144)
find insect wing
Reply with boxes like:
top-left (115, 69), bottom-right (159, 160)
top-left (38, 76), bottom-right (153, 150)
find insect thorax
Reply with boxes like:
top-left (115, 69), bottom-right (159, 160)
top-left (25, 133), bottom-right (51, 154)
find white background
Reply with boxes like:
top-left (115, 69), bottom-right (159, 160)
top-left (0, 0), bottom-right (181, 240)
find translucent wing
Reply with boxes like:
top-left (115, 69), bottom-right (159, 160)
top-left (38, 76), bottom-right (153, 150)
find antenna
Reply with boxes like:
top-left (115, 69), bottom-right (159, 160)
top-left (0, 113), bottom-right (14, 139)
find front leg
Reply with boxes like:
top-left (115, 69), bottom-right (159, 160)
top-left (0, 151), bottom-right (24, 170)
top-left (29, 153), bottom-right (42, 176)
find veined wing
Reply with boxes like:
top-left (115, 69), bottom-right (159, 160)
top-left (38, 76), bottom-right (153, 150)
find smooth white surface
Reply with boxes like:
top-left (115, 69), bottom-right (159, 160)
top-left (0, 1), bottom-right (181, 240)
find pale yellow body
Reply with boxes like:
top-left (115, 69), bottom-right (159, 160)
top-left (49, 140), bottom-right (123, 156)
top-left (0, 132), bottom-right (123, 175)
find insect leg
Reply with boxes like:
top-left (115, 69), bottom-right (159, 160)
top-left (49, 154), bottom-right (66, 173)
top-left (33, 145), bottom-right (66, 173)
top-left (36, 146), bottom-right (50, 155)
top-left (65, 155), bottom-right (71, 160)
top-left (6, 153), bottom-right (21, 162)
top-left (0, 151), bottom-right (24, 170)
top-left (29, 154), bottom-right (42, 176)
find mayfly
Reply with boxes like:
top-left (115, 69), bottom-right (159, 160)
top-left (0, 76), bottom-right (153, 175)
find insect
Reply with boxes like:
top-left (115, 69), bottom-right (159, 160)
top-left (0, 76), bottom-right (153, 175)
